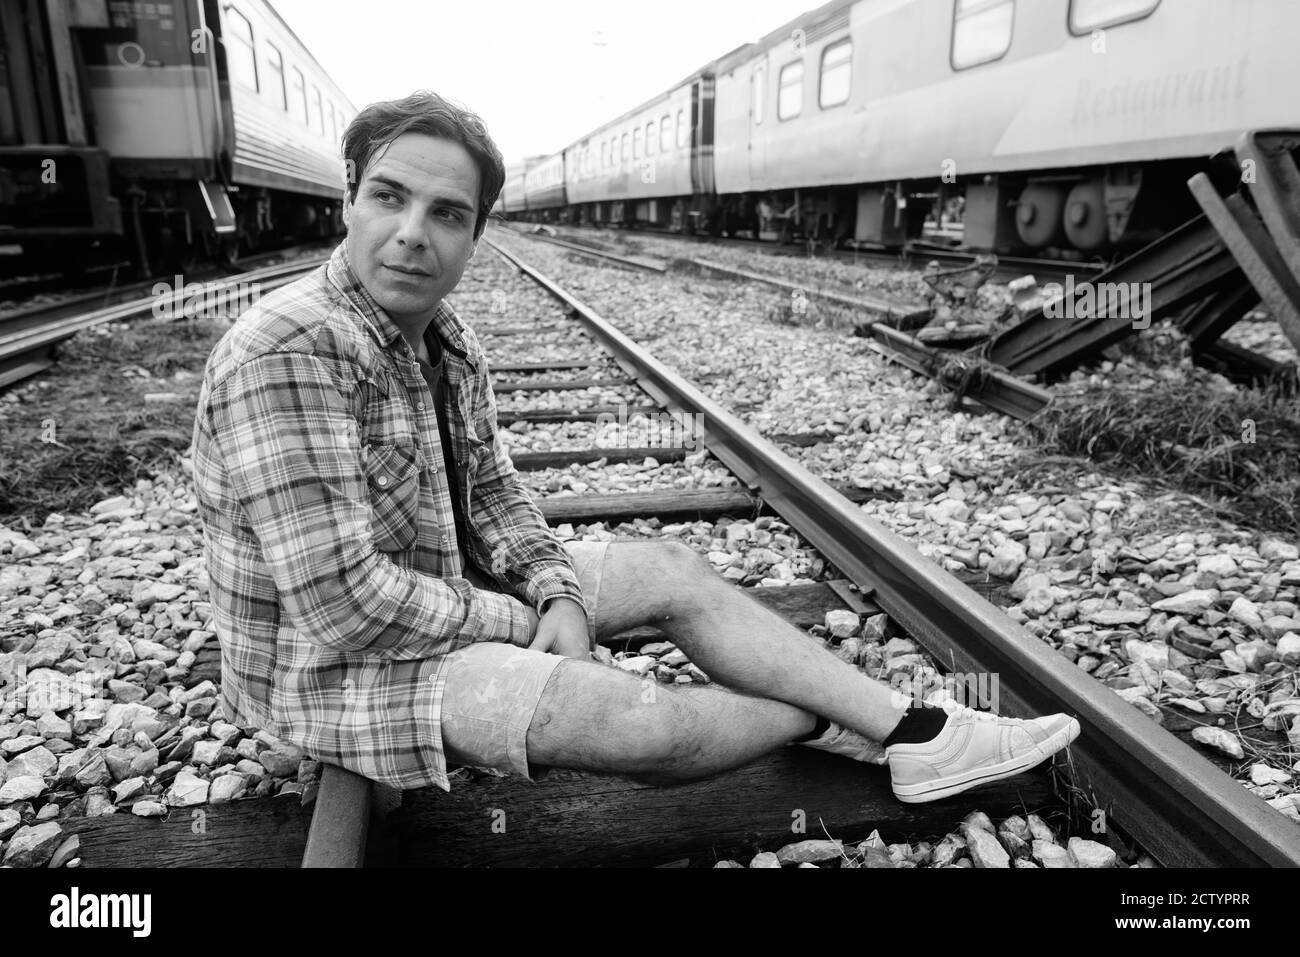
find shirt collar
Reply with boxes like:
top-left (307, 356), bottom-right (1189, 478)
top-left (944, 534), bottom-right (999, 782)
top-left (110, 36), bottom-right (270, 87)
top-left (326, 242), bottom-right (475, 368)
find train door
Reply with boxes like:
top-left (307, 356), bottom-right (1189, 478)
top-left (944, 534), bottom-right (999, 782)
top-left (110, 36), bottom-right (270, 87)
top-left (748, 57), bottom-right (767, 184)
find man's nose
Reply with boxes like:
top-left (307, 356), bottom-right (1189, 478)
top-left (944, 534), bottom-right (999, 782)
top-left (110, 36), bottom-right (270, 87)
top-left (394, 206), bottom-right (430, 250)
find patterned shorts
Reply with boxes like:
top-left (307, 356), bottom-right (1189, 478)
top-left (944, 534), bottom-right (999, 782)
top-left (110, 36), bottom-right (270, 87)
top-left (438, 540), bottom-right (609, 784)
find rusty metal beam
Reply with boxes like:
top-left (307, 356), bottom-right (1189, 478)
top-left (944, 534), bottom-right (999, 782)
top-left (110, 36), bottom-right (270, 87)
top-left (1189, 172), bottom-right (1300, 356)
top-left (988, 214), bottom-right (1241, 376)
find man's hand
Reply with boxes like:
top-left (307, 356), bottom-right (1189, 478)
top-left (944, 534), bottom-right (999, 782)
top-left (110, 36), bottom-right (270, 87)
top-left (527, 598), bottom-right (590, 660)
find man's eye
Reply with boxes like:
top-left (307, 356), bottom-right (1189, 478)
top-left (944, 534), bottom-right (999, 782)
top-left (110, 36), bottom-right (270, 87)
top-left (438, 209), bottom-right (463, 221)
top-left (374, 190), bottom-right (396, 202)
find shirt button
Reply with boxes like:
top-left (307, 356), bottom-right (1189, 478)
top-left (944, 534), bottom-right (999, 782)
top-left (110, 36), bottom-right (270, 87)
top-left (417, 402), bottom-right (426, 411)
top-left (376, 475), bottom-right (389, 487)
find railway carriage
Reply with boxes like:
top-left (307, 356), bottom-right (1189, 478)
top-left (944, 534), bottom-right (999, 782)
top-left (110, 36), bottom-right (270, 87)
top-left (561, 74), bottom-right (709, 231)
top-left (0, 0), bottom-right (355, 275)
top-left (507, 0), bottom-right (1300, 257)
top-left (497, 159), bottom-right (527, 217)
top-left (713, 0), bottom-right (1300, 253)
top-left (520, 152), bottom-right (567, 219)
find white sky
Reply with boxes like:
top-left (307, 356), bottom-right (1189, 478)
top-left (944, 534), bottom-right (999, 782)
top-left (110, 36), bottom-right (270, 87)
top-left (270, 0), bottom-right (816, 163)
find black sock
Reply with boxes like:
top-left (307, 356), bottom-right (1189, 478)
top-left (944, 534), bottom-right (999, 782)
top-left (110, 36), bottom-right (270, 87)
top-left (882, 705), bottom-right (951, 748)
top-left (794, 716), bottom-right (832, 742)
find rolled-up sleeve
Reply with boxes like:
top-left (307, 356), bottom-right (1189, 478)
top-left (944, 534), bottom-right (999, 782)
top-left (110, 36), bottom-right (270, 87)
top-left (465, 358), bottom-right (587, 617)
top-left (209, 351), bottom-right (532, 653)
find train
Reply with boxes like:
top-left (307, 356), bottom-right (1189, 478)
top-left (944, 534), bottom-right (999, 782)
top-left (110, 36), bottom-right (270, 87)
top-left (500, 0), bottom-right (1300, 257)
top-left (0, 0), bottom-right (355, 276)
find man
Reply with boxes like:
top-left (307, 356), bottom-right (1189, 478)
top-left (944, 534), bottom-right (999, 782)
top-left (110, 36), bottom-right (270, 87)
top-left (193, 91), bottom-right (1079, 803)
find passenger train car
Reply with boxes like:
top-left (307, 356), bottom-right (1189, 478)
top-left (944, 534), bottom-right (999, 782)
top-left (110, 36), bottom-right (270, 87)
top-left (0, 0), bottom-right (355, 275)
top-left (508, 0), bottom-right (1300, 256)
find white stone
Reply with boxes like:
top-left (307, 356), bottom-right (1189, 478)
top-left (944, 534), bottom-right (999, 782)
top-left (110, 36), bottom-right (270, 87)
top-left (824, 610), bottom-right (860, 638)
top-left (748, 852), bottom-right (782, 868)
top-left (1031, 840), bottom-right (1075, 868)
top-left (962, 825), bottom-right (1010, 868)
top-left (613, 655), bottom-right (656, 675)
top-left (208, 773), bottom-right (247, 804)
top-left (1191, 725), bottom-right (1245, 759)
top-left (1151, 590), bottom-right (1218, 616)
top-left (0, 775), bottom-right (46, 803)
top-left (131, 800), bottom-right (167, 817)
top-left (1067, 837), bottom-right (1116, 868)
top-left (1260, 540), bottom-right (1300, 562)
top-left (165, 771), bottom-right (209, 807)
top-left (774, 839), bottom-right (844, 865)
top-left (1196, 554), bottom-right (1238, 578)
top-left (988, 540), bottom-right (1027, 579)
top-left (1227, 597), bottom-right (1264, 630)
top-left (1249, 763), bottom-right (1291, 786)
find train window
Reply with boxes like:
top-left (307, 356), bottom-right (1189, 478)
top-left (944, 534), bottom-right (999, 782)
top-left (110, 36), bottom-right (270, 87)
top-left (264, 42), bottom-right (287, 110)
top-left (633, 127), bottom-right (642, 159)
top-left (951, 0), bottom-right (1015, 70)
top-left (330, 104), bottom-right (340, 147)
top-left (290, 67), bottom-right (308, 124)
top-left (645, 122), bottom-right (655, 156)
top-left (1069, 0), bottom-right (1159, 33)
top-left (601, 141), bottom-right (608, 168)
top-left (621, 133), bottom-right (628, 164)
top-left (313, 86), bottom-right (325, 136)
top-left (677, 109), bottom-right (688, 147)
top-left (752, 64), bottom-right (766, 125)
top-left (660, 116), bottom-right (672, 152)
top-left (223, 7), bottom-right (259, 91)
top-left (819, 38), bottom-right (852, 108)
top-left (777, 61), bottom-right (803, 121)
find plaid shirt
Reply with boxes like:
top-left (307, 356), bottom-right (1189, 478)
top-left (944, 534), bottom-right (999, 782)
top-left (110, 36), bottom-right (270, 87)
top-left (191, 243), bottom-right (585, 791)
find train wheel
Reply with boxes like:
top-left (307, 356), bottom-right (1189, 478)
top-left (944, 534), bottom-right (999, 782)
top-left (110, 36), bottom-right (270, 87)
top-left (1014, 183), bottom-right (1067, 249)
top-left (1063, 178), bottom-right (1109, 252)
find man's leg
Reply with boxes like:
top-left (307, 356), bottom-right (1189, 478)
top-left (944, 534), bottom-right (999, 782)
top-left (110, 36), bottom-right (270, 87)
top-left (517, 541), bottom-right (1077, 795)
top-left (585, 541), bottom-right (906, 741)
top-left (521, 540), bottom-right (905, 784)
top-left (523, 658), bottom-right (817, 785)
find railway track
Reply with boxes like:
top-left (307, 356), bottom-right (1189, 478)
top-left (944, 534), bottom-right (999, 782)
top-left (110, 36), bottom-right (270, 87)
top-left (0, 247), bottom-right (333, 391)
top-left (512, 221), bottom-right (1110, 287)
top-left (288, 235), bottom-right (1300, 869)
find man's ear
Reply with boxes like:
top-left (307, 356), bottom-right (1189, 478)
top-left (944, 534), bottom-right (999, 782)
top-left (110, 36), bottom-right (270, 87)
top-left (342, 194), bottom-right (353, 230)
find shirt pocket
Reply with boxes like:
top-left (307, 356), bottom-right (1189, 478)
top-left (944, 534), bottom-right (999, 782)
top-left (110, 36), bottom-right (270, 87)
top-left (361, 441), bottom-right (421, 553)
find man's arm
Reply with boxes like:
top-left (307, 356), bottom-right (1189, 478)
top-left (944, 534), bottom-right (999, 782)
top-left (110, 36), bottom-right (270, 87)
top-left (463, 356), bottom-right (587, 619)
top-left (209, 350), bottom-right (533, 655)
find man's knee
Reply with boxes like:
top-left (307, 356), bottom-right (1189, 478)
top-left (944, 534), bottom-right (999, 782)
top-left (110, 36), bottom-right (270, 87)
top-left (638, 540), bottom-right (711, 586)
top-left (625, 690), bottom-right (708, 786)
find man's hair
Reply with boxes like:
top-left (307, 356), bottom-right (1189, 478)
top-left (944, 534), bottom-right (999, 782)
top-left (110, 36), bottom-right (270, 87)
top-left (342, 91), bottom-right (505, 239)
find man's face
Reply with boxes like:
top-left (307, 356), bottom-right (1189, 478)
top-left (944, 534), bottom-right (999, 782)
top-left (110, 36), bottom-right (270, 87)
top-left (344, 132), bottom-right (480, 324)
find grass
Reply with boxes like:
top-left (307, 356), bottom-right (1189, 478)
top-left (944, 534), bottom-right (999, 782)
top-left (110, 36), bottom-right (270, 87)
top-left (1021, 368), bottom-right (1300, 537)
top-left (0, 317), bottom-right (228, 527)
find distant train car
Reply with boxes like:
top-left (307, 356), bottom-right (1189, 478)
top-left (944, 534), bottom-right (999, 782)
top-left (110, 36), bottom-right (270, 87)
top-left (520, 152), bottom-right (567, 217)
top-left (498, 160), bottom-right (527, 217)
top-left (562, 72), bottom-right (710, 230)
top-left (518, 0), bottom-right (1300, 257)
top-left (0, 0), bottom-right (354, 275)
top-left (711, 0), bottom-right (1300, 253)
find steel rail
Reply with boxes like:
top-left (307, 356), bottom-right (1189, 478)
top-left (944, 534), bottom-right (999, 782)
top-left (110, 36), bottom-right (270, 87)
top-left (0, 257), bottom-right (327, 361)
top-left (488, 236), bottom-right (1300, 868)
top-left (511, 232), bottom-right (668, 273)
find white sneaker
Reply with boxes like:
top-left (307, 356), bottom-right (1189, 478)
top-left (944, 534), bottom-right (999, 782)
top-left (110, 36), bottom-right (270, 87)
top-left (794, 722), bottom-right (888, 766)
top-left (886, 703), bottom-right (1080, 804)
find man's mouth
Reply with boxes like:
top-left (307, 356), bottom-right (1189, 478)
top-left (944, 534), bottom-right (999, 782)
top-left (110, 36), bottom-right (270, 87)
top-left (384, 264), bottom-right (431, 278)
